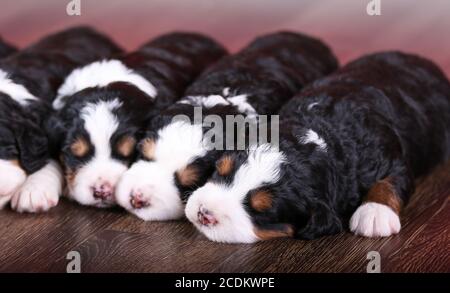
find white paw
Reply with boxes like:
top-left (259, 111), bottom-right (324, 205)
top-left (11, 161), bottom-right (63, 213)
top-left (350, 202), bottom-right (401, 237)
top-left (11, 184), bottom-right (59, 213)
top-left (0, 160), bottom-right (27, 209)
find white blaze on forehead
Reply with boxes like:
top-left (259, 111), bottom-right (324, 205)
top-left (180, 94), bottom-right (228, 108)
top-left (226, 94), bottom-right (257, 118)
top-left (54, 59), bottom-right (157, 109)
top-left (0, 69), bottom-right (38, 105)
top-left (231, 144), bottom-right (286, 196)
top-left (299, 129), bottom-right (327, 151)
top-left (153, 121), bottom-right (207, 171)
top-left (185, 144), bottom-right (286, 243)
top-left (179, 87), bottom-right (257, 118)
top-left (81, 99), bottom-right (121, 158)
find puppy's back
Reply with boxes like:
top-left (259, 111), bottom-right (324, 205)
top-left (138, 32), bottom-right (227, 77)
top-left (0, 26), bottom-right (123, 103)
top-left (0, 37), bottom-right (16, 59)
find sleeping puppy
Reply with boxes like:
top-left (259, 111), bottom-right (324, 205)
top-left (51, 32), bottom-right (227, 208)
top-left (185, 51), bottom-right (450, 243)
top-left (0, 26), bottom-right (123, 212)
top-left (0, 37), bottom-right (16, 58)
top-left (116, 32), bottom-right (338, 221)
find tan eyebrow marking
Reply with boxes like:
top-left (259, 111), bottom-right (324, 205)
top-left (250, 190), bottom-right (273, 212)
top-left (176, 165), bottom-right (199, 187)
top-left (116, 136), bottom-right (136, 157)
top-left (70, 137), bottom-right (89, 157)
top-left (217, 155), bottom-right (234, 176)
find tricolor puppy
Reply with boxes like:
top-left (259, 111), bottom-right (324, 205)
top-left (116, 32), bottom-right (338, 221)
top-left (0, 37), bottom-right (16, 59)
top-left (51, 32), bottom-right (227, 208)
top-left (186, 51), bottom-right (450, 243)
top-left (0, 26), bottom-right (122, 212)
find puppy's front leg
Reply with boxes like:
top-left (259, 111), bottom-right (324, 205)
top-left (350, 175), bottom-right (410, 238)
top-left (0, 159), bottom-right (27, 208)
top-left (11, 160), bottom-right (63, 213)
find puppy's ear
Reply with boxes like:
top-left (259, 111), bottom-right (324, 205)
top-left (297, 201), bottom-right (343, 240)
top-left (44, 112), bottom-right (68, 156)
top-left (14, 120), bottom-right (50, 174)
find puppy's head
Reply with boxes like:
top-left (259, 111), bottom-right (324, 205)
top-left (51, 86), bottom-right (153, 207)
top-left (116, 120), bottom-right (216, 220)
top-left (185, 138), bottom-right (342, 243)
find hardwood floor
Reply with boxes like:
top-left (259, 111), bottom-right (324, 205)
top-left (0, 160), bottom-right (448, 273)
top-left (0, 0), bottom-right (449, 273)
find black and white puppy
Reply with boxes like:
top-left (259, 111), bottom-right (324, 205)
top-left (0, 37), bottom-right (16, 59)
top-left (51, 32), bottom-right (227, 208)
top-left (116, 32), bottom-right (338, 221)
top-left (0, 27), bottom-right (122, 212)
top-left (185, 51), bottom-right (450, 243)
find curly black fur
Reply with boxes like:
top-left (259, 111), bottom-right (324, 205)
top-left (0, 26), bottom-right (123, 174)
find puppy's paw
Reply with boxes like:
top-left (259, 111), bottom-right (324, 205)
top-left (11, 161), bottom-right (62, 213)
top-left (11, 180), bottom-right (60, 213)
top-left (350, 202), bottom-right (401, 237)
top-left (0, 160), bottom-right (27, 209)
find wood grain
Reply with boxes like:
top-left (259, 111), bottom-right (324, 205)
top-left (1, 160), bottom-right (447, 273)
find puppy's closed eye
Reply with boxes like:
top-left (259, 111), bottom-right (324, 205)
top-left (116, 136), bottom-right (136, 158)
top-left (70, 137), bottom-right (90, 158)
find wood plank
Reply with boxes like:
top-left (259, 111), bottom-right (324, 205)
top-left (0, 200), bottom-right (125, 272)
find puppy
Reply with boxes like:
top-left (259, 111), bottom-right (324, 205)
top-left (185, 51), bottom-right (450, 243)
top-left (0, 26), bottom-right (123, 212)
top-left (116, 32), bottom-right (338, 221)
top-left (0, 37), bottom-right (16, 59)
top-left (51, 32), bottom-right (227, 208)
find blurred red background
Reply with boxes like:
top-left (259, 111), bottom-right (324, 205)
top-left (1, 0), bottom-right (449, 76)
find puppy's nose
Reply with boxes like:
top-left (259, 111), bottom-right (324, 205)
top-left (197, 205), bottom-right (218, 226)
top-left (93, 182), bottom-right (113, 200)
top-left (130, 191), bottom-right (150, 209)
